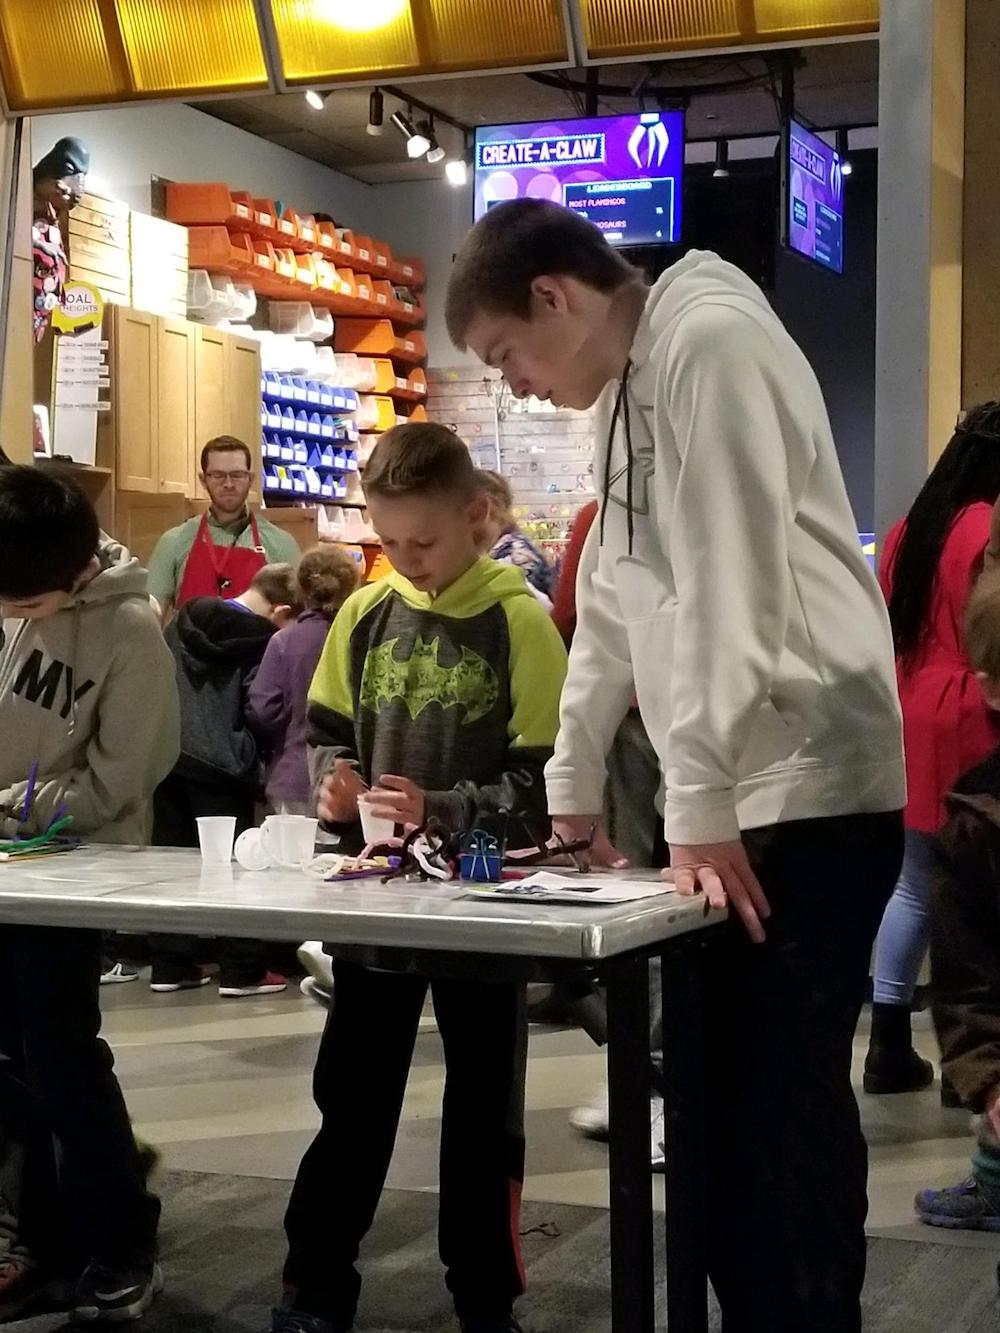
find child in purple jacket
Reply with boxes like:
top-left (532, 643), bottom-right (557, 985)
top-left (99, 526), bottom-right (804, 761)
top-left (248, 545), bottom-right (361, 814)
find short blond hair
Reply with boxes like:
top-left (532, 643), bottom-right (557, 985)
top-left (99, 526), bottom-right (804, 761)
top-left (966, 568), bottom-right (1000, 678)
top-left (475, 469), bottom-right (515, 531)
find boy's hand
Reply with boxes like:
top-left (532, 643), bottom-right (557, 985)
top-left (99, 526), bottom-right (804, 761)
top-left (552, 816), bottom-right (629, 869)
top-left (368, 775), bottom-right (426, 828)
top-left (317, 760), bottom-right (368, 825)
top-left (986, 1086), bottom-right (1000, 1141)
top-left (666, 840), bottom-right (771, 944)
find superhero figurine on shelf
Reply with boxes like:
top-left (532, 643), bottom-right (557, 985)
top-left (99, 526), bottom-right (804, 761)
top-left (32, 136), bottom-right (89, 342)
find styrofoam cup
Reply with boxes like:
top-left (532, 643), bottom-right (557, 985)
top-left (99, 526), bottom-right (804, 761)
top-left (358, 794), bottom-right (396, 846)
top-left (196, 816), bottom-right (236, 865)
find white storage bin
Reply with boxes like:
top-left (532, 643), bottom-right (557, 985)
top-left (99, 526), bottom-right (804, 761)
top-left (187, 270), bottom-right (236, 324)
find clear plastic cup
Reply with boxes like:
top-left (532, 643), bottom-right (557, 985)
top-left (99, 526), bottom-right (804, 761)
top-left (358, 794), bottom-right (396, 846)
top-left (270, 815), bottom-right (319, 867)
top-left (196, 816), bottom-right (236, 865)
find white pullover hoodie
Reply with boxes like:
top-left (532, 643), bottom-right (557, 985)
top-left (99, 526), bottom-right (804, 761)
top-left (545, 251), bottom-right (905, 845)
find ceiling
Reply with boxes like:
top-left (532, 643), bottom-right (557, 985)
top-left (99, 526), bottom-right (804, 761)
top-left (192, 38), bottom-right (879, 185)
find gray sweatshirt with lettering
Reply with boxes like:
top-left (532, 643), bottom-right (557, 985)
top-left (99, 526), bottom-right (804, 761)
top-left (0, 536), bottom-right (179, 844)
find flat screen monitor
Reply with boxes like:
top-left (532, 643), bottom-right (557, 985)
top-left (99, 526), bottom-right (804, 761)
top-left (473, 111), bottom-right (685, 248)
top-left (783, 118), bottom-right (845, 274)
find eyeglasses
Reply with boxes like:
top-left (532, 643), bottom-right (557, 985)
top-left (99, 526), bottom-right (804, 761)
top-left (204, 470), bottom-right (251, 483)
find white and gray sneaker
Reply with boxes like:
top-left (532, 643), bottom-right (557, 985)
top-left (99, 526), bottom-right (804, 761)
top-left (71, 1260), bottom-right (163, 1323)
top-left (570, 1086), bottom-right (666, 1168)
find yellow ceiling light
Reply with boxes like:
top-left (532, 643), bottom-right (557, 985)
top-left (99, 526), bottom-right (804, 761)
top-left (578, 0), bottom-right (878, 59)
top-left (271, 0), bottom-right (569, 84)
top-left (313, 0), bottom-right (409, 32)
top-left (0, 0), bottom-right (268, 111)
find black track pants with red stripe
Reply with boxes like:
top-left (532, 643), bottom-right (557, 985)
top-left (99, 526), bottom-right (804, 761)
top-left (283, 961), bottom-right (527, 1329)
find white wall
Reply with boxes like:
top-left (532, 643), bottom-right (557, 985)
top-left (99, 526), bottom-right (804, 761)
top-left (32, 103), bottom-right (375, 225)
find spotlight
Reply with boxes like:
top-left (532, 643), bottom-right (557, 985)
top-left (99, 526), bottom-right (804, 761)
top-left (367, 88), bottom-right (384, 136)
top-left (445, 156), bottom-right (469, 187)
top-left (305, 89), bottom-right (327, 111)
top-left (837, 128), bottom-right (853, 176)
top-left (391, 109), bottom-right (431, 158)
top-left (415, 120), bottom-right (444, 164)
top-left (713, 139), bottom-right (729, 178)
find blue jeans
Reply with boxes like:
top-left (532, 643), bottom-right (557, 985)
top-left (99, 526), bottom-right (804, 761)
top-left (872, 828), bottom-right (937, 1006)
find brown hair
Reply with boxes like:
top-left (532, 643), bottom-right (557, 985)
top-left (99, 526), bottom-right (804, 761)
top-left (249, 562), bottom-right (301, 612)
top-left (446, 198), bottom-right (637, 349)
top-left (475, 469), bottom-right (515, 532)
top-left (296, 545), bottom-right (360, 616)
top-left (201, 435), bottom-right (252, 472)
top-left (966, 568), bottom-right (1000, 679)
top-left (363, 423), bottom-right (477, 500)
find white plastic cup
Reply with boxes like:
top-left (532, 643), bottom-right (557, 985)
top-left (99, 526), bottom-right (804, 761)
top-left (234, 826), bottom-right (272, 871)
top-left (196, 816), bottom-right (236, 865)
top-left (358, 794), bottom-right (396, 846)
top-left (270, 815), bottom-right (319, 867)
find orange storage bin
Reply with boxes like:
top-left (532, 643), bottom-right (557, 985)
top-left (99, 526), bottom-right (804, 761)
top-left (166, 183), bottom-right (256, 230)
top-left (339, 231), bottom-right (377, 274)
top-left (334, 318), bottom-right (395, 355)
top-left (389, 255), bottom-right (426, 288)
top-left (392, 329), bottom-right (427, 365)
top-left (393, 292), bottom-right (426, 327)
top-left (390, 368), bottom-right (428, 402)
top-left (314, 220), bottom-right (340, 256)
top-left (370, 238), bottom-right (392, 273)
top-left (370, 280), bottom-right (394, 314)
top-left (407, 403), bottom-right (429, 423)
top-left (294, 253), bottom-right (319, 289)
top-left (187, 227), bottom-right (254, 274)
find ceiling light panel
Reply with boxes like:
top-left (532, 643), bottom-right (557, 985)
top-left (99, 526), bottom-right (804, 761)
top-left (270, 0), bottom-right (569, 84)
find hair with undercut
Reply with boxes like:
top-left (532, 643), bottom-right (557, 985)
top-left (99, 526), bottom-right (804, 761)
top-left (249, 562), bottom-right (301, 613)
top-left (362, 423), bottom-right (477, 501)
top-left (446, 198), bottom-right (637, 349)
top-left (0, 465), bottom-right (99, 596)
top-left (201, 435), bottom-right (252, 473)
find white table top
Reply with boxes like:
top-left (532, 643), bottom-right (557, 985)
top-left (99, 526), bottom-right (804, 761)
top-left (0, 846), bottom-right (724, 961)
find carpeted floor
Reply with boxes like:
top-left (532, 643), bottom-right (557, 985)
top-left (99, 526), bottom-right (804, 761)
top-left (11, 1169), bottom-right (1000, 1333)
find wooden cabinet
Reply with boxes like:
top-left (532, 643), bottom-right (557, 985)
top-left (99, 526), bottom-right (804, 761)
top-left (114, 308), bottom-right (157, 492)
top-left (156, 317), bottom-right (196, 495)
top-left (108, 306), bottom-right (260, 504)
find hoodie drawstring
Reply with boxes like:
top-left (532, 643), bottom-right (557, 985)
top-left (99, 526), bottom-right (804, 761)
top-left (599, 360), bottom-right (636, 556)
top-left (67, 602), bottom-right (82, 736)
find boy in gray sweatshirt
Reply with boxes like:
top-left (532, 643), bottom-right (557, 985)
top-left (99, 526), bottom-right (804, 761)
top-left (0, 466), bottom-right (179, 1323)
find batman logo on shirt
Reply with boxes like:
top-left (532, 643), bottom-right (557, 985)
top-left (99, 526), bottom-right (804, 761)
top-left (360, 636), bottom-right (499, 724)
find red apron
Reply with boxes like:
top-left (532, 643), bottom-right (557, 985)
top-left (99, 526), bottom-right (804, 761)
top-left (176, 512), bottom-right (267, 608)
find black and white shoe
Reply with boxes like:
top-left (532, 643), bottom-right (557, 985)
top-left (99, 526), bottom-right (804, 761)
top-left (101, 961), bottom-right (139, 985)
top-left (71, 1260), bottom-right (163, 1323)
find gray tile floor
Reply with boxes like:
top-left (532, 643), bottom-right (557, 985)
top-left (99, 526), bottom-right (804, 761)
top-left (100, 980), bottom-right (999, 1252)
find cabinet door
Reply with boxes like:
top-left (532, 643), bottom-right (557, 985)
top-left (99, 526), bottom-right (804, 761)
top-left (114, 307), bottom-right (157, 493)
top-left (195, 324), bottom-right (228, 483)
top-left (156, 316), bottom-right (196, 495)
top-left (225, 333), bottom-right (263, 497)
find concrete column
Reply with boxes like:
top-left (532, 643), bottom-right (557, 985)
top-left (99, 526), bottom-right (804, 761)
top-left (962, 0), bottom-right (1000, 407)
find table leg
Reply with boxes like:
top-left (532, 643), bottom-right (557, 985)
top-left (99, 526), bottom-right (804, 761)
top-left (661, 934), bottom-right (709, 1333)
top-left (605, 951), bottom-right (654, 1333)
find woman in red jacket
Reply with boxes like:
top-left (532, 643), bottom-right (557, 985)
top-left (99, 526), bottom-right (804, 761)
top-left (866, 403), bottom-right (1000, 1093)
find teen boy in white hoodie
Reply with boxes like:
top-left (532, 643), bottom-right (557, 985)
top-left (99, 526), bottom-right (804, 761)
top-left (447, 199), bottom-right (906, 1333)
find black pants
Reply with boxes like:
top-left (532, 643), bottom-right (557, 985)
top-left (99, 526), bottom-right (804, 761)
top-left (702, 810), bottom-right (903, 1333)
top-left (283, 963), bottom-right (528, 1329)
top-left (0, 927), bottom-right (159, 1273)
top-left (151, 772), bottom-right (267, 988)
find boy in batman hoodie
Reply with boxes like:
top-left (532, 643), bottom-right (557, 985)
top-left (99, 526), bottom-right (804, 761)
top-left (150, 563), bottom-right (299, 997)
top-left (447, 199), bottom-right (906, 1333)
top-left (271, 425), bottom-right (567, 1333)
top-left (0, 466), bottom-right (178, 1323)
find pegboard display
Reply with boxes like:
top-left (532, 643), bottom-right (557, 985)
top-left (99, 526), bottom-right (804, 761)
top-left (428, 368), bottom-right (594, 560)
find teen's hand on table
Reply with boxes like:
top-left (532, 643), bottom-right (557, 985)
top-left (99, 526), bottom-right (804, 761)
top-left (552, 816), bottom-right (630, 869)
top-left (368, 775), bottom-right (426, 828)
top-left (317, 760), bottom-right (368, 824)
top-left (665, 840), bottom-right (771, 944)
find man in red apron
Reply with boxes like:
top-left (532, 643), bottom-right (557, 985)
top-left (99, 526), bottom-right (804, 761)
top-left (147, 436), bottom-right (301, 617)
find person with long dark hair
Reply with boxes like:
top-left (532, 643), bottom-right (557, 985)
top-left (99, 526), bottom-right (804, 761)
top-left (866, 402), bottom-right (1000, 1093)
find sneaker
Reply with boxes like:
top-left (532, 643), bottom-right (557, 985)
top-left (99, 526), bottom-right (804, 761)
top-left (149, 968), bottom-right (211, 994)
top-left (296, 941), bottom-right (334, 992)
top-left (915, 1177), bottom-right (1000, 1232)
top-left (71, 1259), bottom-right (163, 1323)
top-left (101, 961), bottom-right (139, 985)
top-left (299, 976), bottom-right (333, 1009)
top-left (219, 971), bottom-right (288, 999)
top-left (459, 1317), bottom-right (523, 1333)
top-left (570, 1086), bottom-right (609, 1140)
top-left (269, 1309), bottom-right (344, 1333)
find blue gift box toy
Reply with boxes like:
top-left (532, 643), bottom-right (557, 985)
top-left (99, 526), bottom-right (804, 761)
top-left (459, 830), bottom-right (503, 883)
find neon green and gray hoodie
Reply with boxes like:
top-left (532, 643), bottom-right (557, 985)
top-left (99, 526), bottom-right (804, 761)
top-left (0, 536), bottom-right (180, 844)
top-left (307, 557), bottom-right (567, 839)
